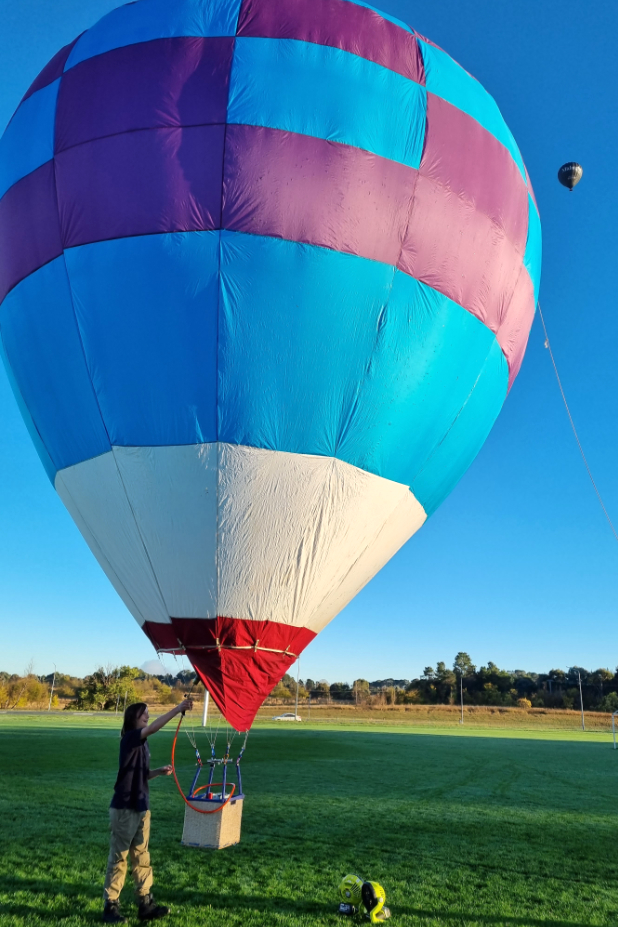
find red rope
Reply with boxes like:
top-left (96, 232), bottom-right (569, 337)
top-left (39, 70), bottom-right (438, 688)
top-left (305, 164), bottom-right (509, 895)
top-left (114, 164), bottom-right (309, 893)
top-left (171, 713), bottom-right (235, 815)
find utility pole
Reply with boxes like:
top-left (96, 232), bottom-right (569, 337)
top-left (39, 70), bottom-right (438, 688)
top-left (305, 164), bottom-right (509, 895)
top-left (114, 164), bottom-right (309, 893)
top-left (294, 658), bottom-right (300, 719)
top-left (47, 664), bottom-right (56, 711)
top-left (202, 688), bottom-right (209, 727)
top-left (578, 671), bottom-right (585, 731)
top-left (460, 672), bottom-right (464, 724)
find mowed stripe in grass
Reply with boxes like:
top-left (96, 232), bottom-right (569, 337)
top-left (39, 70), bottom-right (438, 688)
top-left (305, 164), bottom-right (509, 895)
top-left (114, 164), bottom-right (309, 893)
top-left (1, 717), bottom-right (618, 926)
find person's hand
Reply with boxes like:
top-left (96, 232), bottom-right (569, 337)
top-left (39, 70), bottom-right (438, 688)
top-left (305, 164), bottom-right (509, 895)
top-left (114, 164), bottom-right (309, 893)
top-left (178, 698), bottom-right (193, 714)
top-left (159, 765), bottom-right (173, 777)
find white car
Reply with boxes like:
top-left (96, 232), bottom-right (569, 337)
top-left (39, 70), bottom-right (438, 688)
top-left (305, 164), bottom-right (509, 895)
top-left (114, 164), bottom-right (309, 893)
top-left (272, 712), bottom-right (302, 721)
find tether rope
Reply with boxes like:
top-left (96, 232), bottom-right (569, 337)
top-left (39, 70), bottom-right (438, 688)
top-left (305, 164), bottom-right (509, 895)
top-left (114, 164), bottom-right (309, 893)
top-left (538, 303), bottom-right (618, 545)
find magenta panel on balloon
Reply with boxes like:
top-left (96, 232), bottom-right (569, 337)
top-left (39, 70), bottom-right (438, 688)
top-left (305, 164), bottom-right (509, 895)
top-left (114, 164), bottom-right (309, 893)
top-left (222, 123), bottom-right (418, 267)
top-left (21, 36), bottom-right (82, 104)
top-left (55, 125), bottom-right (225, 249)
top-left (0, 161), bottom-right (63, 304)
top-left (55, 37), bottom-right (234, 153)
top-left (498, 264), bottom-right (536, 388)
top-left (398, 172), bottom-right (525, 371)
top-left (236, 0), bottom-right (425, 85)
top-left (420, 92), bottom-right (528, 253)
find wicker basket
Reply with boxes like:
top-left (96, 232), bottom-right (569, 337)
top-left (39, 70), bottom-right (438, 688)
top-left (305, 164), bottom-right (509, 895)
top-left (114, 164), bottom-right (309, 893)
top-left (181, 796), bottom-right (244, 849)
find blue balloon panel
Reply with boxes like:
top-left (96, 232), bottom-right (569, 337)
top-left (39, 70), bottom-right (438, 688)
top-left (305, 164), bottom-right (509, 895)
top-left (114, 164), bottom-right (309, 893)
top-left (66, 0), bottom-right (243, 70)
top-left (0, 79), bottom-right (59, 200)
top-left (218, 231), bottom-right (508, 513)
top-left (63, 231), bottom-right (220, 449)
top-left (0, 256), bottom-right (110, 474)
top-left (228, 37), bottom-right (427, 168)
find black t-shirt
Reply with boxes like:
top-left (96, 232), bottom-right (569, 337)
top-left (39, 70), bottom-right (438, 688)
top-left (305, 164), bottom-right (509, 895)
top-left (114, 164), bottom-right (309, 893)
top-left (110, 728), bottom-right (150, 811)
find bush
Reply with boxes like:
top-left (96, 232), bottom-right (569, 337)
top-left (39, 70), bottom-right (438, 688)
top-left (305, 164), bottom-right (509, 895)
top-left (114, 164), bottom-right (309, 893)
top-left (517, 698), bottom-right (532, 710)
top-left (158, 685), bottom-right (182, 705)
top-left (599, 692), bottom-right (618, 713)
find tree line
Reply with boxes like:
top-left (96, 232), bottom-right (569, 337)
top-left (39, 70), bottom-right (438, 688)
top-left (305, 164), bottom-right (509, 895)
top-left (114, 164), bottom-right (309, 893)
top-left (2, 653), bottom-right (618, 712)
top-left (0, 665), bottom-right (190, 711)
top-left (272, 653), bottom-right (618, 713)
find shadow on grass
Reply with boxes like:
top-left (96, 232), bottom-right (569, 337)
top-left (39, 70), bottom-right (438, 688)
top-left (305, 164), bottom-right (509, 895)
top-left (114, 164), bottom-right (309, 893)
top-left (0, 872), bottom-right (602, 927)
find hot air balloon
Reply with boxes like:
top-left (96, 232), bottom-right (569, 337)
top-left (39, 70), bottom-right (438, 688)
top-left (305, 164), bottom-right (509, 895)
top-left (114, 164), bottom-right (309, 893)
top-left (0, 0), bottom-right (541, 731)
top-left (558, 162), bottom-right (583, 191)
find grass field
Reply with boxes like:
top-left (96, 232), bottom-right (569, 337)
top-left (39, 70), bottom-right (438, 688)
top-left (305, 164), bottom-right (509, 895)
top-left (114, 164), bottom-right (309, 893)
top-left (1, 714), bottom-right (617, 927)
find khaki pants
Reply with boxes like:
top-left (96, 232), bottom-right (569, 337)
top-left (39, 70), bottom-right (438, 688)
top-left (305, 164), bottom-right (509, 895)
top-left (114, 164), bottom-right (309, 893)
top-left (103, 808), bottom-right (153, 902)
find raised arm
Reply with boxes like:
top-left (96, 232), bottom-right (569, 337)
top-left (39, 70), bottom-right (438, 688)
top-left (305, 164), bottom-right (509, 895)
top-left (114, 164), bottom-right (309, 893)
top-left (141, 698), bottom-right (193, 739)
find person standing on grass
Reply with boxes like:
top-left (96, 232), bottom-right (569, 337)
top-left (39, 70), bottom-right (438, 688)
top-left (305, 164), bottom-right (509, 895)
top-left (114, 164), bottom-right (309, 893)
top-left (103, 698), bottom-right (193, 924)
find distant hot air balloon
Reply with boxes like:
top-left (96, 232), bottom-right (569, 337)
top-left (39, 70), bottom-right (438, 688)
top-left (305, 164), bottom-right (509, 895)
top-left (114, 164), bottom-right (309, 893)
top-left (558, 162), bottom-right (583, 190)
top-left (0, 0), bottom-right (541, 731)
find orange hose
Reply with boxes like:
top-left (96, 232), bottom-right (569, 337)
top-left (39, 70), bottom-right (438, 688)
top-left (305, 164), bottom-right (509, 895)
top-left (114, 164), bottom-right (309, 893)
top-left (171, 714), bottom-right (235, 815)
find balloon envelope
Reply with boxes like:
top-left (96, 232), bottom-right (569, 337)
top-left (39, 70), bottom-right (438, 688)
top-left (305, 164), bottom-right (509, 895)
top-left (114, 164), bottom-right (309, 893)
top-left (0, 0), bottom-right (541, 730)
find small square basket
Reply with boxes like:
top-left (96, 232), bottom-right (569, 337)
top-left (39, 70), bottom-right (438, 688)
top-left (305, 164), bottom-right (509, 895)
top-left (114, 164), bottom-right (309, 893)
top-left (181, 796), bottom-right (244, 849)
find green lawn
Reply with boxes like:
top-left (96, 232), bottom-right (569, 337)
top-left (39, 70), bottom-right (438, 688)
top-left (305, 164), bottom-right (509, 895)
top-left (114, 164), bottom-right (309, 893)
top-left (1, 715), bottom-right (617, 926)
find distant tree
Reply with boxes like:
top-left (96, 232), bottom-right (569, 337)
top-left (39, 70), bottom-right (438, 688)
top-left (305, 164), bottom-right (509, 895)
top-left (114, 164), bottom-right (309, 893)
top-left (270, 683), bottom-right (292, 699)
top-left (72, 665), bottom-right (138, 711)
top-left (352, 679), bottom-right (370, 703)
top-left (305, 678), bottom-right (316, 693)
top-left (599, 692), bottom-right (618, 713)
top-left (453, 652), bottom-right (476, 676)
top-left (330, 682), bottom-right (352, 701)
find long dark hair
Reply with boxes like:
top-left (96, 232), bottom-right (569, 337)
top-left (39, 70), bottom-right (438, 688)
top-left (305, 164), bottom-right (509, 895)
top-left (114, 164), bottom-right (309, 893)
top-left (121, 702), bottom-right (148, 736)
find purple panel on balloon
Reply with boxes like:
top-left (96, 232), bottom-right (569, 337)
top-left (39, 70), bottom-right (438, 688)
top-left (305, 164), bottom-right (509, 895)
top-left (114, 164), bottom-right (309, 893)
top-left (398, 172), bottom-right (524, 375)
top-left (21, 36), bottom-right (82, 104)
top-left (55, 125), bottom-right (225, 248)
top-left (222, 123), bottom-right (418, 266)
top-left (236, 0), bottom-right (424, 85)
top-left (420, 93), bottom-right (528, 254)
top-left (0, 161), bottom-right (63, 304)
top-left (55, 37), bottom-right (234, 153)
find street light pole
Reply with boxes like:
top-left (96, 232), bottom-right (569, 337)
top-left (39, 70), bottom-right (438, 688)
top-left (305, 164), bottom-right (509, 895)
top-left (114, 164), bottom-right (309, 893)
top-left (294, 658), bottom-right (300, 720)
top-left (578, 671), bottom-right (585, 731)
top-left (202, 688), bottom-right (210, 727)
top-left (460, 672), bottom-right (464, 725)
top-left (47, 664), bottom-right (56, 711)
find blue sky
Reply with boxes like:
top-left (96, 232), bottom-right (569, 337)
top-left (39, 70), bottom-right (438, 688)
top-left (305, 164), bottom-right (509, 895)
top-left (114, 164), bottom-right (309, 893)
top-left (1, 0), bottom-right (617, 683)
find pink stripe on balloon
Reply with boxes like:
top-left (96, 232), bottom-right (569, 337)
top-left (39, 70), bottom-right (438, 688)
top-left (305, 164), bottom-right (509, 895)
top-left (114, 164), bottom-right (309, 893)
top-left (420, 93), bottom-right (529, 253)
top-left (0, 161), bottom-right (63, 305)
top-left (236, 0), bottom-right (424, 85)
top-left (55, 125), bottom-right (225, 249)
top-left (222, 123), bottom-right (418, 267)
top-left (398, 172), bottom-right (525, 369)
top-left (55, 37), bottom-right (235, 154)
top-left (499, 265), bottom-right (536, 388)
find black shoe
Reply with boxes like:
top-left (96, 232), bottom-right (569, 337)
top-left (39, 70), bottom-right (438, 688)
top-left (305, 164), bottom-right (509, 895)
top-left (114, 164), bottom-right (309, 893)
top-left (138, 894), bottom-right (170, 921)
top-left (102, 901), bottom-right (127, 924)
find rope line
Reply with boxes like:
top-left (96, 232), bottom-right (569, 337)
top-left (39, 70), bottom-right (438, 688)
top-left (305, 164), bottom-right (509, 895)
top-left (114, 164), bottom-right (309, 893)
top-left (159, 644), bottom-right (299, 657)
top-left (171, 713), bottom-right (234, 815)
top-left (538, 303), bottom-right (618, 545)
